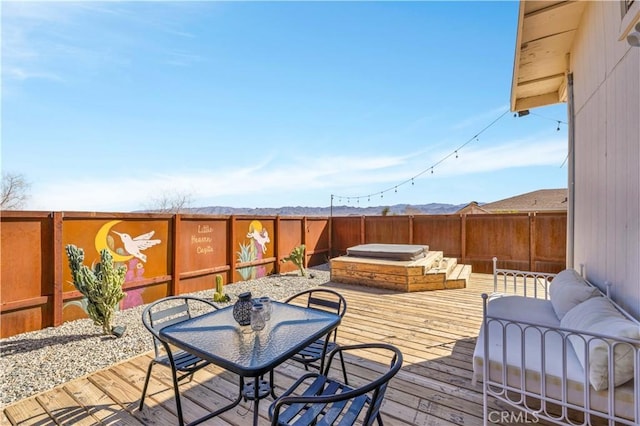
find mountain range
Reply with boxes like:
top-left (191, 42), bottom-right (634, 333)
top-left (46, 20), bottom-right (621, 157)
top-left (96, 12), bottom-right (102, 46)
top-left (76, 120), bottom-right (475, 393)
top-left (186, 203), bottom-right (468, 216)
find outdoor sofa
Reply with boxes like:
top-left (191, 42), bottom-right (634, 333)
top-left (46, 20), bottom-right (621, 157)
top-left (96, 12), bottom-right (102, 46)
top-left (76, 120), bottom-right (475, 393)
top-left (472, 258), bottom-right (640, 425)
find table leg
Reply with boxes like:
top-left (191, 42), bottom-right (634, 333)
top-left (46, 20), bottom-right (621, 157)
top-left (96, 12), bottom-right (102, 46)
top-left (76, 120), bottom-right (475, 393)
top-left (253, 376), bottom-right (260, 426)
top-left (269, 369), bottom-right (278, 398)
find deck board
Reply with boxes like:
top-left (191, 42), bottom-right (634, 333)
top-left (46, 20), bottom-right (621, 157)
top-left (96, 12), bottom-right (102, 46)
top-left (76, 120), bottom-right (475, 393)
top-left (2, 273), bottom-right (551, 425)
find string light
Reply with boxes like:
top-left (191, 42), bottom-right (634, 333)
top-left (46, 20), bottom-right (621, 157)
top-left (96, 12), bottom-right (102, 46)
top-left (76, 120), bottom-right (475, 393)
top-left (331, 109), bottom-right (565, 204)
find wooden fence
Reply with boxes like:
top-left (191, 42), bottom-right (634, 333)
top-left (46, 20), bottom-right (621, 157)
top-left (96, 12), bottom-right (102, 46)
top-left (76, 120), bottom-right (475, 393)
top-left (0, 211), bottom-right (565, 338)
top-left (330, 212), bottom-right (567, 273)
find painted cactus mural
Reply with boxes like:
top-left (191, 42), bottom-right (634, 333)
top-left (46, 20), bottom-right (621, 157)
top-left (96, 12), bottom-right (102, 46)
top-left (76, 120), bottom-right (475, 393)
top-left (237, 220), bottom-right (270, 280)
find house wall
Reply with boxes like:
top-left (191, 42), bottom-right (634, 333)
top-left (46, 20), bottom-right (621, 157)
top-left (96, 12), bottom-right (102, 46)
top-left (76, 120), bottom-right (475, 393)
top-left (571, 2), bottom-right (640, 317)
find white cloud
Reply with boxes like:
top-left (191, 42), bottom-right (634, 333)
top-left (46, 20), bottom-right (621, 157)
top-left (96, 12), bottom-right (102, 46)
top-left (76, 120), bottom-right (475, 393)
top-left (3, 67), bottom-right (63, 82)
top-left (26, 136), bottom-right (565, 212)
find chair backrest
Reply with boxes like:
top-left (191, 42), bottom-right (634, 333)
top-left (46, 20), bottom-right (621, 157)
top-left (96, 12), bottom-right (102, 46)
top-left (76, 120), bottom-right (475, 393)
top-left (270, 342), bottom-right (403, 426)
top-left (325, 343), bottom-right (403, 426)
top-left (141, 296), bottom-right (218, 357)
top-left (284, 288), bottom-right (347, 317)
top-left (284, 289), bottom-right (347, 340)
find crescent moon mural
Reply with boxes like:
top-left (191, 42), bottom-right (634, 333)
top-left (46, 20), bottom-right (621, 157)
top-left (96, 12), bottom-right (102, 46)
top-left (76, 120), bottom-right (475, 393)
top-left (95, 220), bottom-right (134, 263)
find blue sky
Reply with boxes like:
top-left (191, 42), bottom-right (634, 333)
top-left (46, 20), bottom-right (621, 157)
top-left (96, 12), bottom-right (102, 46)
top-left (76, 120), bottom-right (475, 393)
top-left (2, 1), bottom-right (568, 212)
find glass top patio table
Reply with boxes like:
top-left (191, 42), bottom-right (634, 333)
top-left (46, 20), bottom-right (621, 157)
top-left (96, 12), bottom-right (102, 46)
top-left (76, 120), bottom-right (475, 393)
top-left (159, 300), bottom-right (341, 425)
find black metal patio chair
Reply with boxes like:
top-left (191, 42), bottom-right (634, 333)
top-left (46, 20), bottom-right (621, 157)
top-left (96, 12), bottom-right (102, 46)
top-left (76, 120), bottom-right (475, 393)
top-left (139, 295), bottom-right (219, 424)
top-left (283, 288), bottom-right (348, 383)
top-left (268, 343), bottom-right (403, 426)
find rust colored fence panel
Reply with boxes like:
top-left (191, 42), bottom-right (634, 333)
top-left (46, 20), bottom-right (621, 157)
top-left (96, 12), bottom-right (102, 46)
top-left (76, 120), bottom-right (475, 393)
top-left (233, 217), bottom-right (276, 282)
top-left (365, 216), bottom-right (410, 244)
top-left (306, 217), bottom-right (330, 265)
top-left (0, 213), bottom-right (53, 336)
top-left (330, 216), bottom-right (363, 257)
top-left (176, 215), bottom-right (229, 294)
top-left (277, 217), bottom-right (304, 274)
top-left (62, 216), bottom-right (172, 322)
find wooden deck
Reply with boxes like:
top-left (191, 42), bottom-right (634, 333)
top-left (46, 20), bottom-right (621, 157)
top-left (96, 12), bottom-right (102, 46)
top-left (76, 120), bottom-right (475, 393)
top-left (1, 273), bottom-right (535, 426)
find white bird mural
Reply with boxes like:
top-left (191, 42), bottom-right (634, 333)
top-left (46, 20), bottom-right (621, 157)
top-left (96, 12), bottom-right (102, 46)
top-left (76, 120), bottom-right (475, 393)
top-left (112, 230), bottom-right (161, 263)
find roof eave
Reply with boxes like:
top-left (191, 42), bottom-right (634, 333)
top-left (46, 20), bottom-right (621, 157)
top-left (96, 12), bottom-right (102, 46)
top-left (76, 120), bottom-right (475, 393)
top-left (510, 0), bottom-right (586, 113)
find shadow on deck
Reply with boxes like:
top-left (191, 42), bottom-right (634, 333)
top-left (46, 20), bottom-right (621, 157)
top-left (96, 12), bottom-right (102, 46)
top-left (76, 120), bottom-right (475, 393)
top-left (2, 273), bottom-right (542, 426)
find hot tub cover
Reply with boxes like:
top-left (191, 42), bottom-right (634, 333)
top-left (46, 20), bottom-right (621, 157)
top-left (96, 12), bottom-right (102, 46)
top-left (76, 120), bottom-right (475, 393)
top-left (346, 244), bottom-right (429, 261)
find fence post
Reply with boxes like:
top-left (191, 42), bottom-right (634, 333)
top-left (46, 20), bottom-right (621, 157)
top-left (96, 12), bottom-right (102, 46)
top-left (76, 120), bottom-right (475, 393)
top-left (302, 216), bottom-right (308, 269)
top-left (229, 215), bottom-right (236, 282)
top-left (171, 214), bottom-right (181, 295)
top-left (52, 212), bottom-right (64, 326)
top-left (360, 216), bottom-right (366, 244)
top-left (529, 212), bottom-right (536, 271)
top-left (409, 215), bottom-right (414, 244)
top-left (275, 216), bottom-right (281, 274)
top-left (460, 214), bottom-right (467, 264)
top-left (328, 216), bottom-right (333, 259)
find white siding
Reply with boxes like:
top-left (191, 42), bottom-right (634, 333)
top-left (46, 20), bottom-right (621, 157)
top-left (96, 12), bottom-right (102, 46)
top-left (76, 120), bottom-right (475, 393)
top-left (571, 2), bottom-right (640, 318)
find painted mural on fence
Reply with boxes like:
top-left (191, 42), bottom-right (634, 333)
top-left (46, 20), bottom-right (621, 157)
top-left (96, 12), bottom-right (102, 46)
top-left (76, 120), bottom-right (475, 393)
top-left (237, 220), bottom-right (270, 280)
top-left (63, 220), bottom-right (163, 317)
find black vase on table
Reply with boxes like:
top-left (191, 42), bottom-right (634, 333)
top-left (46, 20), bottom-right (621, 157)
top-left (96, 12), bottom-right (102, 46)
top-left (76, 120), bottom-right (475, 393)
top-left (233, 291), bottom-right (253, 326)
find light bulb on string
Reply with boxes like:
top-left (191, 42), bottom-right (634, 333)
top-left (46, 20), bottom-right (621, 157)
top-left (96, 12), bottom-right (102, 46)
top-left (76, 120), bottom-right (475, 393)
top-left (556, 121), bottom-right (560, 131)
top-left (329, 109), bottom-right (512, 208)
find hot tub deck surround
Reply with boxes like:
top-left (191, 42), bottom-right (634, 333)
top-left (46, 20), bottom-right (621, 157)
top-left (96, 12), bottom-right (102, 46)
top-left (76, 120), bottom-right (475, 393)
top-left (331, 244), bottom-right (472, 292)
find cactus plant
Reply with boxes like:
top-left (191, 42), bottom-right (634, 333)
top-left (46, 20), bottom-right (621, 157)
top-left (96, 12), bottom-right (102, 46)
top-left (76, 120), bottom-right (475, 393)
top-left (213, 274), bottom-right (230, 302)
top-left (65, 244), bottom-right (127, 336)
top-left (281, 244), bottom-right (306, 277)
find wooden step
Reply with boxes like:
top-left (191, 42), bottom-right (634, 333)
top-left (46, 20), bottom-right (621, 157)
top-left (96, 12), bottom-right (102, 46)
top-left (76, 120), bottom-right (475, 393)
top-left (444, 264), bottom-right (472, 289)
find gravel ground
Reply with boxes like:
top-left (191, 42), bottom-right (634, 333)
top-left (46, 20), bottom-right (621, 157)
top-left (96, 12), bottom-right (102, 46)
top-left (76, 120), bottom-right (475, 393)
top-left (0, 265), bottom-right (330, 408)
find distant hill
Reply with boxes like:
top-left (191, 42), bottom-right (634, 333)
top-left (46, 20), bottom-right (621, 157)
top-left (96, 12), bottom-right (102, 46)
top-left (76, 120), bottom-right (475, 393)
top-left (186, 203), bottom-right (468, 216)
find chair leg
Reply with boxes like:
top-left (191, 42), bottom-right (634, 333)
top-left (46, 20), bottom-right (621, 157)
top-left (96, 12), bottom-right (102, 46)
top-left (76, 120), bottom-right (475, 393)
top-left (376, 412), bottom-right (384, 425)
top-left (170, 366), bottom-right (185, 426)
top-left (139, 361), bottom-right (155, 411)
top-left (338, 351), bottom-right (348, 385)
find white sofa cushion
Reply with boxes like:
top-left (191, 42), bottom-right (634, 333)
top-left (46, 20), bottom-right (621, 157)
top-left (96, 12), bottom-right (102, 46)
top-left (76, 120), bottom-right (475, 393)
top-left (549, 269), bottom-right (600, 320)
top-left (560, 296), bottom-right (640, 391)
